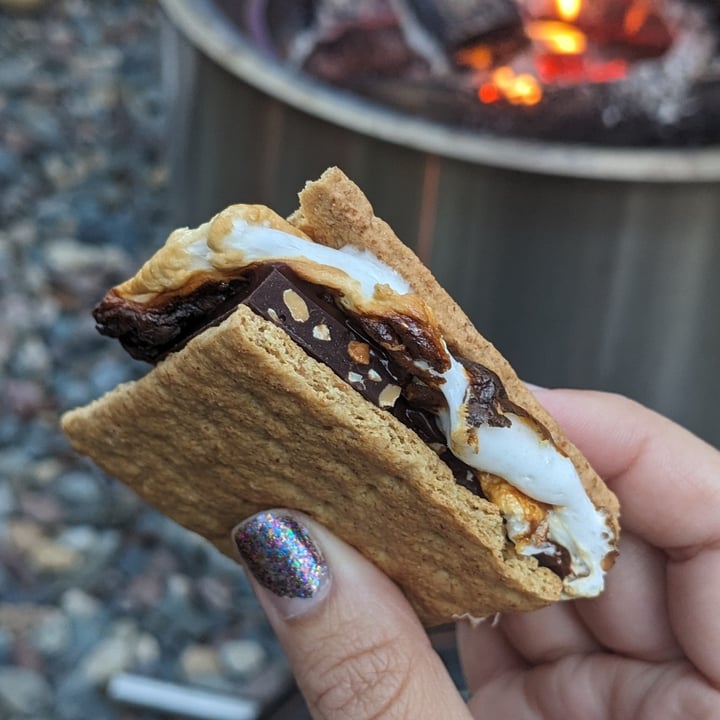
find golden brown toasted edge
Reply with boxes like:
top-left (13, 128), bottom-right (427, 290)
top-left (288, 167), bottom-right (620, 536)
top-left (62, 305), bottom-right (562, 626)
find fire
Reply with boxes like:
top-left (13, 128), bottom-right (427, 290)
top-left (526, 21), bottom-right (587, 55)
top-left (555, 0), bottom-right (582, 22)
top-left (456, 0), bottom-right (671, 107)
top-left (477, 67), bottom-right (542, 107)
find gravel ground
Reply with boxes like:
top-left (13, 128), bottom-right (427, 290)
top-left (0, 1), bottom-right (298, 718)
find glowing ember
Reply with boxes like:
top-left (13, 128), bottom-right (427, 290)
top-left (454, 0), bottom-right (675, 107)
top-left (555, 0), bottom-right (582, 22)
top-left (526, 20), bottom-right (587, 55)
top-left (623, 0), bottom-right (651, 36)
top-left (486, 65), bottom-right (542, 105)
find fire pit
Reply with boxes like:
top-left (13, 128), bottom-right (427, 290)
top-left (158, 0), bottom-right (720, 445)
top-left (227, 0), bottom-right (720, 146)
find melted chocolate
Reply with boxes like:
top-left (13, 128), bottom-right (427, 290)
top-left (95, 265), bottom-right (571, 578)
top-left (94, 266), bottom-right (485, 496)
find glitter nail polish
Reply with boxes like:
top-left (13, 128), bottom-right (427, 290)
top-left (233, 512), bottom-right (328, 599)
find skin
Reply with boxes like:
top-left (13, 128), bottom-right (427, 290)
top-left (238, 389), bottom-right (720, 719)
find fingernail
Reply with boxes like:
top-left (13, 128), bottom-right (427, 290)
top-left (233, 511), bottom-right (329, 613)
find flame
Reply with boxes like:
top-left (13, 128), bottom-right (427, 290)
top-left (526, 21), bottom-right (587, 55)
top-left (479, 67), bottom-right (543, 106)
top-left (555, 0), bottom-right (582, 22)
top-left (464, 0), bottom-right (662, 107)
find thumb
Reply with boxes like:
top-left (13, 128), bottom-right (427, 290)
top-left (232, 510), bottom-right (472, 720)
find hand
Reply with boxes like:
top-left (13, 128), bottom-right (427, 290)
top-left (232, 390), bottom-right (720, 719)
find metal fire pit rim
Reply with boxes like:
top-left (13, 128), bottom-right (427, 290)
top-left (161, 0), bottom-right (720, 183)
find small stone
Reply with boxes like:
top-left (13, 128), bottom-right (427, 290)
top-left (60, 587), bottom-right (101, 618)
top-left (30, 458), bottom-right (63, 486)
top-left (31, 610), bottom-right (72, 657)
top-left (180, 644), bottom-right (222, 680)
top-left (31, 538), bottom-right (82, 573)
top-left (19, 491), bottom-right (64, 524)
top-left (0, 667), bottom-right (53, 717)
top-left (133, 632), bottom-right (161, 668)
top-left (219, 639), bottom-right (267, 678)
top-left (80, 620), bottom-right (139, 685)
top-left (4, 378), bottom-right (47, 417)
top-left (55, 470), bottom-right (102, 505)
top-left (55, 525), bottom-right (98, 552)
top-left (7, 519), bottom-right (43, 552)
top-left (197, 576), bottom-right (232, 611)
top-left (12, 336), bottom-right (51, 377)
top-left (167, 573), bottom-right (192, 599)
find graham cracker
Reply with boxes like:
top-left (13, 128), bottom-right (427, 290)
top-left (62, 168), bottom-right (618, 625)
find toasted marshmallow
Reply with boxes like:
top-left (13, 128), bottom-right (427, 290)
top-left (120, 210), bottom-right (616, 597)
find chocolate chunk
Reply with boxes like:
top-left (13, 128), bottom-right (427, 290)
top-left (537, 544), bottom-right (572, 578)
top-left (243, 267), bottom-right (405, 410)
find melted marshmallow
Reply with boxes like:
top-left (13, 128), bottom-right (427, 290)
top-left (436, 357), bottom-right (612, 596)
top-left (194, 220), bottom-right (614, 596)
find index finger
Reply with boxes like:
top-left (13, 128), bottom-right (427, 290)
top-left (531, 388), bottom-right (720, 552)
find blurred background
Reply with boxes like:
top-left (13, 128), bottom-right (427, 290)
top-left (1, 0), bottom-right (718, 718)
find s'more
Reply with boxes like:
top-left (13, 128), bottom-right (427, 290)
top-left (62, 167), bottom-right (619, 626)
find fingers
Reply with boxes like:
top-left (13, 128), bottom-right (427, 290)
top-left (459, 602), bottom-right (600, 694)
top-left (498, 602), bottom-right (601, 665)
top-left (531, 388), bottom-right (720, 684)
top-left (233, 510), bottom-right (472, 720)
top-left (667, 547), bottom-right (720, 687)
top-left (574, 532), bottom-right (682, 662)
top-left (530, 388), bottom-right (720, 553)
top-left (457, 617), bottom-right (527, 693)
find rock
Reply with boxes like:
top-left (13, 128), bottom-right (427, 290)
top-left (219, 639), bottom-right (267, 679)
top-left (11, 336), bottom-right (51, 377)
top-left (0, 667), bottom-right (53, 717)
top-left (133, 632), bottom-right (161, 669)
top-left (180, 644), bottom-right (222, 680)
top-left (19, 491), bottom-right (64, 524)
top-left (80, 619), bottom-right (139, 685)
top-left (4, 378), bottom-right (47, 417)
top-left (30, 457), bottom-right (63, 486)
top-left (8, 520), bottom-right (82, 573)
top-left (31, 610), bottom-right (72, 657)
top-left (54, 470), bottom-right (105, 523)
top-left (31, 538), bottom-right (82, 573)
top-left (60, 587), bottom-right (101, 618)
